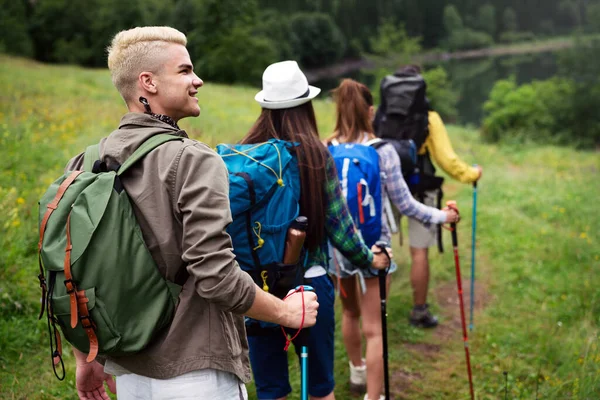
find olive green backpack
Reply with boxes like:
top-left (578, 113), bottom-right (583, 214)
top-left (37, 134), bottom-right (183, 379)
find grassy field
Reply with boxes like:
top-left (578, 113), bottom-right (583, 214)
top-left (1, 55), bottom-right (599, 399)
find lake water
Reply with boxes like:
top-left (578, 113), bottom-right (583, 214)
top-left (313, 50), bottom-right (564, 126)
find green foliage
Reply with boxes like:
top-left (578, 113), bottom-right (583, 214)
top-left (2, 56), bottom-right (600, 399)
top-left (198, 25), bottom-right (278, 87)
top-left (1, 0), bottom-right (596, 74)
top-left (502, 7), bottom-right (518, 32)
top-left (289, 12), bottom-right (346, 68)
top-left (0, 0), bottom-right (34, 58)
top-left (443, 4), bottom-right (464, 33)
top-left (181, 0), bottom-right (282, 85)
top-left (538, 19), bottom-right (556, 36)
top-left (28, 0), bottom-right (176, 66)
top-left (441, 4), bottom-right (494, 51)
top-left (482, 77), bottom-right (574, 144)
top-left (555, 38), bottom-right (600, 147)
top-left (170, 0), bottom-right (202, 34)
top-left (443, 28), bottom-right (495, 51)
top-left (498, 31), bottom-right (537, 44)
top-left (421, 66), bottom-right (458, 121)
top-left (585, 3), bottom-right (600, 33)
top-left (483, 37), bottom-right (600, 148)
top-left (473, 4), bottom-right (497, 38)
top-left (253, 9), bottom-right (294, 61)
top-left (369, 19), bottom-right (422, 59)
top-left (558, 0), bottom-right (582, 29)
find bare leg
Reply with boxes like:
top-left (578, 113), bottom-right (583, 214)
top-left (410, 246), bottom-right (429, 306)
top-left (339, 276), bottom-right (363, 368)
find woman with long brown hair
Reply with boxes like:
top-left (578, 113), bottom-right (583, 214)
top-left (242, 62), bottom-right (391, 400)
top-left (326, 79), bottom-right (459, 400)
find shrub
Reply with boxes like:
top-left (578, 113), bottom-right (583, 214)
top-left (586, 3), bottom-right (600, 33)
top-left (443, 28), bottom-right (495, 51)
top-left (369, 19), bottom-right (422, 59)
top-left (482, 77), bottom-right (575, 144)
top-left (0, 0), bottom-right (34, 58)
top-left (422, 66), bottom-right (458, 121)
top-left (289, 12), bottom-right (346, 68)
top-left (498, 31), bottom-right (537, 44)
top-left (197, 25), bottom-right (278, 86)
top-left (253, 9), bottom-right (293, 61)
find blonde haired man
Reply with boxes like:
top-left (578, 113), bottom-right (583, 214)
top-left (69, 26), bottom-right (318, 400)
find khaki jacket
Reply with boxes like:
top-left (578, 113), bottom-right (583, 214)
top-left (66, 113), bottom-right (256, 381)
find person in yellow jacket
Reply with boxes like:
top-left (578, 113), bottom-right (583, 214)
top-left (373, 64), bottom-right (483, 327)
top-left (408, 110), bottom-right (482, 327)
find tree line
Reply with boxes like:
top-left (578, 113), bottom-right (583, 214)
top-left (2, 0), bottom-right (600, 86)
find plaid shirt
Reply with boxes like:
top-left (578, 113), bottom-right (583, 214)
top-left (377, 142), bottom-right (447, 241)
top-left (306, 155), bottom-right (373, 269)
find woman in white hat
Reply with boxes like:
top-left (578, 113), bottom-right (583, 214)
top-left (241, 61), bottom-right (391, 400)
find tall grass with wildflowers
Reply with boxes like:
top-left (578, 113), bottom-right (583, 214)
top-left (0, 55), bottom-right (598, 399)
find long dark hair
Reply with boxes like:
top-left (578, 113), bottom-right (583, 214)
top-left (328, 78), bottom-right (375, 143)
top-left (241, 102), bottom-right (327, 251)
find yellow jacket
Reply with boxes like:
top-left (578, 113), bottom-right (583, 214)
top-left (420, 111), bottom-right (479, 184)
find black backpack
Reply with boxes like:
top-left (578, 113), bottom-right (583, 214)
top-left (374, 71), bottom-right (430, 178)
top-left (374, 70), bottom-right (446, 252)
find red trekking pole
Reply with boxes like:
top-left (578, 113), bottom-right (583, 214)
top-left (447, 201), bottom-right (475, 400)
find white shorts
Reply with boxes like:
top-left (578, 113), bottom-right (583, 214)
top-left (115, 368), bottom-right (248, 400)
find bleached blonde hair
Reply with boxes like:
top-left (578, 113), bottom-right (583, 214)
top-left (107, 26), bottom-right (187, 103)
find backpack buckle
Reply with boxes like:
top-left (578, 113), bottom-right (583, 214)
top-left (64, 279), bottom-right (76, 294)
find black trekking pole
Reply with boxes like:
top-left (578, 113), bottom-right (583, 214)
top-left (374, 241), bottom-right (391, 400)
top-left (447, 201), bottom-right (475, 400)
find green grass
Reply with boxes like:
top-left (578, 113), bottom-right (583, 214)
top-left (1, 55), bottom-right (599, 399)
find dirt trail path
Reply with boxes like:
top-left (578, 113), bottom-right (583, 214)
top-left (389, 277), bottom-right (494, 399)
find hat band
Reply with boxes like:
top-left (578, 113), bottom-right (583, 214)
top-left (264, 88), bottom-right (310, 102)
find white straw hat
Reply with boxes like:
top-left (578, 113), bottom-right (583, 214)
top-left (254, 61), bottom-right (321, 109)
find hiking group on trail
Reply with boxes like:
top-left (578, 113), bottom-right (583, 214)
top-left (36, 26), bottom-right (482, 400)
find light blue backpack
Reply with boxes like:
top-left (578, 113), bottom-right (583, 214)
top-left (217, 139), bottom-right (304, 301)
top-left (328, 139), bottom-right (384, 247)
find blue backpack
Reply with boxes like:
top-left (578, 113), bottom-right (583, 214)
top-left (216, 139), bottom-right (304, 300)
top-left (328, 138), bottom-right (385, 247)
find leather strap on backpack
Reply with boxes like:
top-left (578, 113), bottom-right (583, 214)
top-left (76, 289), bottom-right (99, 362)
top-left (64, 213), bottom-right (99, 362)
top-left (38, 170), bottom-right (84, 319)
top-left (64, 213), bottom-right (78, 328)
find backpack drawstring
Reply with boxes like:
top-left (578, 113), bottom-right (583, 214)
top-left (260, 271), bottom-right (270, 292)
top-left (221, 142), bottom-right (285, 186)
top-left (252, 222), bottom-right (265, 250)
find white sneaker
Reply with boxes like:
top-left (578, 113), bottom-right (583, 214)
top-left (349, 358), bottom-right (366, 393)
top-left (363, 394), bottom-right (385, 400)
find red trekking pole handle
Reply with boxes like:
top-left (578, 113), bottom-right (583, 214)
top-left (447, 200), bottom-right (459, 245)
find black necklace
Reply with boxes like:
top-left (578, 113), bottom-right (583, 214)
top-left (139, 97), bottom-right (180, 130)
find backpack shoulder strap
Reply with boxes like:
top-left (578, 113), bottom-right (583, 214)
top-left (118, 134), bottom-right (183, 175)
top-left (83, 144), bottom-right (100, 173)
top-left (365, 138), bottom-right (386, 149)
